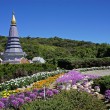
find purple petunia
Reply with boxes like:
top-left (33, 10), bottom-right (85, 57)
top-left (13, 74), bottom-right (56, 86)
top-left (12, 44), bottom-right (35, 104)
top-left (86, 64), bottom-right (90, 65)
top-left (25, 91), bottom-right (31, 96)
top-left (18, 94), bottom-right (25, 99)
top-left (52, 89), bottom-right (59, 94)
top-left (94, 86), bottom-right (100, 92)
top-left (39, 92), bottom-right (44, 98)
top-left (57, 70), bottom-right (85, 84)
top-left (46, 90), bottom-right (54, 97)
top-left (0, 88), bottom-right (60, 109)
top-left (57, 70), bottom-right (99, 85)
top-left (0, 101), bottom-right (4, 109)
top-left (32, 88), bottom-right (38, 92)
top-left (0, 98), bottom-right (8, 103)
top-left (9, 94), bottom-right (16, 100)
top-left (16, 98), bottom-right (24, 105)
top-left (0, 98), bottom-right (8, 108)
top-left (24, 97), bottom-right (32, 102)
top-left (29, 93), bottom-right (36, 100)
top-left (105, 90), bottom-right (110, 101)
top-left (11, 100), bottom-right (19, 108)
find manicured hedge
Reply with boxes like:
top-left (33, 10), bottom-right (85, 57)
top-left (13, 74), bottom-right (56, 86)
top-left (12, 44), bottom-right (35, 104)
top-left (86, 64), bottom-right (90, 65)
top-left (93, 75), bottom-right (110, 94)
top-left (0, 63), bottom-right (56, 83)
top-left (57, 57), bottom-right (110, 69)
top-left (20, 90), bottom-right (106, 110)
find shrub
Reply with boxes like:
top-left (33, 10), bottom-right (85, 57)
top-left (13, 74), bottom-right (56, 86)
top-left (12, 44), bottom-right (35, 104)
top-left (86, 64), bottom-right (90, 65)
top-left (0, 63), bottom-right (56, 83)
top-left (20, 90), bottom-right (106, 110)
top-left (93, 75), bottom-right (110, 94)
top-left (57, 57), bottom-right (110, 69)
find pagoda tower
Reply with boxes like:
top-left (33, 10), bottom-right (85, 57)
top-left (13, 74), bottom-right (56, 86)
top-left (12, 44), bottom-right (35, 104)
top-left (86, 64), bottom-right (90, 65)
top-left (2, 12), bottom-right (26, 62)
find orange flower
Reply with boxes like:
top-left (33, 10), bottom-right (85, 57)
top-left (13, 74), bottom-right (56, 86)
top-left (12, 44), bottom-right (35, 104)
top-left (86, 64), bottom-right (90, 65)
top-left (32, 73), bottom-right (64, 89)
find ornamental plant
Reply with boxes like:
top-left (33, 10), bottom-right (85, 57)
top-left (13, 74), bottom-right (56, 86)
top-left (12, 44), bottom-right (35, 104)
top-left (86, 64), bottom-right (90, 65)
top-left (0, 70), bottom-right (65, 91)
top-left (56, 70), bottom-right (100, 94)
top-left (20, 90), bottom-right (106, 110)
top-left (0, 88), bottom-right (59, 109)
top-left (0, 101), bottom-right (4, 109)
top-left (57, 70), bottom-right (99, 84)
top-left (93, 75), bottom-right (110, 94)
top-left (0, 63), bottom-right (56, 83)
top-left (105, 90), bottom-right (110, 102)
top-left (0, 73), bottom-right (63, 98)
top-left (32, 73), bottom-right (63, 89)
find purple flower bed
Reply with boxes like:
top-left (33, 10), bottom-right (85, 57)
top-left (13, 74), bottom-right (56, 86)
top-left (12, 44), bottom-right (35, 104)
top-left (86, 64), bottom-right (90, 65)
top-left (105, 90), bottom-right (110, 102)
top-left (57, 70), bottom-right (84, 84)
top-left (56, 70), bottom-right (99, 84)
top-left (56, 70), bottom-right (101, 93)
top-left (0, 88), bottom-right (59, 109)
top-left (0, 70), bottom-right (101, 109)
top-left (0, 101), bottom-right (4, 109)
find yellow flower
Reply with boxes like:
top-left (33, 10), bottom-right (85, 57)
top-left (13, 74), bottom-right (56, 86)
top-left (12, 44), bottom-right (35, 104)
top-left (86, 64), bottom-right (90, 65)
top-left (3, 95), bottom-right (7, 98)
top-left (0, 72), bottom-right (64, 98)
top-left (3, 93), bottom-right (7, 96)
top-left (32, 73), bottom-right (64, 89)
top-left (6, 93), bottom-right (10, 96)
top-left (12, 90), bottom-right (16, 93)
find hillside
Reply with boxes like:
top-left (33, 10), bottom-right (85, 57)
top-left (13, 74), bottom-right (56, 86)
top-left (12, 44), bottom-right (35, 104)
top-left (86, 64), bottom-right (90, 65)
top-left (0, 36), bottom-right (110, 60)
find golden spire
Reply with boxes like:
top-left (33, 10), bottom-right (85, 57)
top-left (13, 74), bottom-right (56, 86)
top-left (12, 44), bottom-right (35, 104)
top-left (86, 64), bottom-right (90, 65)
top-left (11, 12), bottom-right (16, 25)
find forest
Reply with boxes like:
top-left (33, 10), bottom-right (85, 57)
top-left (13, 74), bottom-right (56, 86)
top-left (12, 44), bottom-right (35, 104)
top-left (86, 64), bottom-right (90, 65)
top-left (0, 36), bottom-right (110, 80)
top-left (0, 36), bottom-right (110, 60)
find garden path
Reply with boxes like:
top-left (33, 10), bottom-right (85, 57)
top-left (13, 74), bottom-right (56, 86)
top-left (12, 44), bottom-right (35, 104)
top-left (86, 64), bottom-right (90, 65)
top-left (81, 69), bottom-right (110, 76)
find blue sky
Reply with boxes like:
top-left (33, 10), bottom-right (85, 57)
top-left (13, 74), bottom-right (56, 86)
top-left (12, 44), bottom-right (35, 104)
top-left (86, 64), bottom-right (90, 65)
top-left (0, 0), bottom-right (110, 43)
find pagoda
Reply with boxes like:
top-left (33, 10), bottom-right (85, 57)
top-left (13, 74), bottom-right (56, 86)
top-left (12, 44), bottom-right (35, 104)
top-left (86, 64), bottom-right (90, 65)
top-left (1, 12), bottom-right (26, 64)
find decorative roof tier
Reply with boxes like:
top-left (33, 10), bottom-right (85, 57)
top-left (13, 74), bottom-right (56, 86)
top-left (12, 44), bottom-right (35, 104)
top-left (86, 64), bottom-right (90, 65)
top-left (5, 12), bottom-right (23, 53)
top-left (2, 12), bottom-right (27, 61)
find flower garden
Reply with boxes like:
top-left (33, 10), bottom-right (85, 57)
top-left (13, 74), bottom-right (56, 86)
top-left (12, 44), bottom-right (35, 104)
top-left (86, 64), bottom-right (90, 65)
top-left (0, 69), bottom-right (110, 110)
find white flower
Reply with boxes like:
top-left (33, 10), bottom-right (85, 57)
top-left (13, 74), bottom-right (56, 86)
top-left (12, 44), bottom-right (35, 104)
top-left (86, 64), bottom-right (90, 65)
top-left (66, 86), bottom-right (71, 91)
top-left (89, 80), bottom-right (93, 84)
top-left (72, 85), bottom-right (77, 89)
top-left (91, 89), bottom-right (94, 92)
top-left (84, 82), bottom-right (91, 87)
top-left (94, 92), bottom-right (99, 96)
top-left (61, 85), bottom-right (66, 90)
top-left (78, 85), bottom-right (84, 89)
top-left (76, 82), bottom-right (81, 86)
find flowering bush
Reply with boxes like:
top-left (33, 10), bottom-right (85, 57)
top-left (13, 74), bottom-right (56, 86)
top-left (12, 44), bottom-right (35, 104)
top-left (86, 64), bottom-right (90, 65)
top-left (0, 101), bottom-right (4, 109)
top-left (105, 90), bottom-right (110, 102)
top-left (32, 73), bottom-right (63, 89)
top-left (57, 70), bottom-right (85, 84)
top-left (0, 69), bottom-right (107, 109)
top-left (21, 90), bottom-right (106, 110)
top-left (94, 86), bottom-right (100, 92)
top-left (57, 70), bottom-right (99, 84)
top-left (0, 73), bottom-right (63, 98)
top-left (0, 70), bottom-right (65, 91)
top-left (56, 70), bottom-right (100, 94)
top-left (93, 75), bottom-right (110, 94)
top-left (0, 88), bottom-right (59, 109)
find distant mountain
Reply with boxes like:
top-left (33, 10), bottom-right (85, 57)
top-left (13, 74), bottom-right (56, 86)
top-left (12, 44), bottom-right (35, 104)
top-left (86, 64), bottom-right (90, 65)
top-left (0, 36), bottom-right (110, 59)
